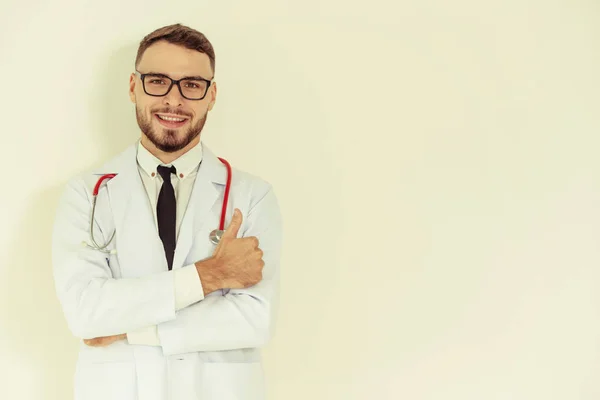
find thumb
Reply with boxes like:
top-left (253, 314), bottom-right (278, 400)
top-left (221, 208), bottom-right (243, 240)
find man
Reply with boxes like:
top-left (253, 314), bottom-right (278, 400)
top-left (51, 23), bottom-right (282, 400)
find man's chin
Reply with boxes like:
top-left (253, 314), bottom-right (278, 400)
top-left (142, 120), bottom-right (203, 153)
top-left (155, 140), bottom-right (188, 153)
top-left (148, 130), bottom-right (185, 150)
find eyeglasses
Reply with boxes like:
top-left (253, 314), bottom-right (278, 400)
top-left (135, 70), bottom-right (212, 101)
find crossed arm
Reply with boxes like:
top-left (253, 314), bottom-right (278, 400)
top-left (52, 179), bottom-right (282, 356)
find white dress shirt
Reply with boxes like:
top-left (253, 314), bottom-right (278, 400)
top-left (126, 140), bottom-right (205, 345)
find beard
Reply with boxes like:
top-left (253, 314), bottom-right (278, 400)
top-left (136, 106), bottom-right (207, 153)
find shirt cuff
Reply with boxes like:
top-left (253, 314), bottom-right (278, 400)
top-left (127, 325), bottom-right (160, 346)
top-left (174, 263), bottom-right (205, 311)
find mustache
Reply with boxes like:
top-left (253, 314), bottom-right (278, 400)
top-left (153, 109), bottom-right (191, 118)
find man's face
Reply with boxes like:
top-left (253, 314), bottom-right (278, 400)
top-left (129, 41), bottom-right (216, 153)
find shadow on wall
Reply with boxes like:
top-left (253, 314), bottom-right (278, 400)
top-left (0, 44), bottom-right (140, 399)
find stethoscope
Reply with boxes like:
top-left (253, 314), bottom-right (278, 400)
top-left (82, 157), bottom-right (232, 254)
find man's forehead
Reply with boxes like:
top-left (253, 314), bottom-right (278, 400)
top-left (138, 42), bottom-right (212, 78)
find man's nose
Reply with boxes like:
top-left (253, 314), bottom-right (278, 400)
top-left (163, 83), bottom-right (184, 106)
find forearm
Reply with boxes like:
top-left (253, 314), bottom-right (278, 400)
top-left (55, 263), bottom-right (177, 339)
top-left (156, 284), bottom-right (277, 355)
top-left (127, 263), bottom-right (207, 345)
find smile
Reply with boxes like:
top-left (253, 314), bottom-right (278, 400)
top-left (154, 113), bottom-right (189, 128)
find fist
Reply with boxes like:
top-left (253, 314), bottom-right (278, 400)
top-left (212, 208), bottom-right (264, 289)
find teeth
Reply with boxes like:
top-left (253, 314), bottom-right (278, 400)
top-left (158, 115), bottom-right (185, 122)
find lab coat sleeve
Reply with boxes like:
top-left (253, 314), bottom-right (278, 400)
top-left (127, 264), bottom-right (203, 346)
top-left (51, 177), bottom-right (178, 339)
top-left (156, 185), bottom-right (283, 356)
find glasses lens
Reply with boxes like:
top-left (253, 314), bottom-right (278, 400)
top-left (180, 79), bottom-right (208, 99)
top-left (143, 75), bottom-right (172, 96)
top-left (143, 75), bottom-right (208, 99)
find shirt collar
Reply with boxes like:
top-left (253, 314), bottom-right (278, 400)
top-left (136, 140), bottom-right (203, 180)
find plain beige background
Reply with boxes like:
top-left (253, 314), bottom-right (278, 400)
top-left (2, 0), bottom-right (600, 399)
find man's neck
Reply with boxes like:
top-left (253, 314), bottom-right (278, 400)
top-left (140, 135), bottom-right (200, 165)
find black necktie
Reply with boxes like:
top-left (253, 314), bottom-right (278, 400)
top-left (157, 165), bottom-right (177, 270)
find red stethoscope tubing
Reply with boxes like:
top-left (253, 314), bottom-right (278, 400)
top-left (89, 158), bottom-right (231, 251)
top-left (217, 157), bottom-right (232, 231)
top-left (93, 173), bottom-right (117, 196)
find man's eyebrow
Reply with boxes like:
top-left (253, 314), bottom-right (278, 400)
top-left (144, 71), bottom-right (210, 80)
top-left (143, 71), bottom-right (168, 76)
top-left (182, 75), bottom-right (211, 81)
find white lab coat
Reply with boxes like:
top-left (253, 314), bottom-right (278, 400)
top-left (51, 142), bottom-right (282, 400)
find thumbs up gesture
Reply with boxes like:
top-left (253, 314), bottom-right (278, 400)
top-left (211, 209), bottom-right (265, 289)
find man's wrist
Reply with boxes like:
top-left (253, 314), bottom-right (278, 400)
top-left (195, 257), bottom-right (225, 295)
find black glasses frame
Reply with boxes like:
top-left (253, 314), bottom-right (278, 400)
top-left (135, 70), bottom-right (212, 101)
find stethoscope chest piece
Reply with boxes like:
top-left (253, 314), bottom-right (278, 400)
top-left (209, 229), bottom-right (225, 245)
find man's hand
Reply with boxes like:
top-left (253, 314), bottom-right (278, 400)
top-left (196, 208), bottom-right (264, 293)
top-left (83, 333), bottom-right (127, 347)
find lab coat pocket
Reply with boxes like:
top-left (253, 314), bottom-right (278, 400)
top-left (198, 361), bottom-right (265, 400)
top-left (74, 361), bottom-right (137, 400)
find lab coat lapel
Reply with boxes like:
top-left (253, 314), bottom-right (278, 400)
top-left (172, 145), bottom-right (227, 268)
top-left (105, 145), bottom-right (167, 276)
top-left (103, 145), bottom-right (136, 231)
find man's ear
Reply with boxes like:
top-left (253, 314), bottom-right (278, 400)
top-left (207, 81), bottom-right (217, 111)
top-left (128, 73), bottom-right (136, 103)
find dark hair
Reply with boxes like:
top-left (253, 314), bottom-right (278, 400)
top-left (135, 23), bottom-right (215, 74)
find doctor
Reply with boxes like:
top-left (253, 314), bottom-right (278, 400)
top-left (51, 23), bottom-right (282, 400)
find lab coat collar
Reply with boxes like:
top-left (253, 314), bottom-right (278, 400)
top-left (96, 140), bottom-right (227, 185)
top-left (136, 140), bottom-right (204, 181)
